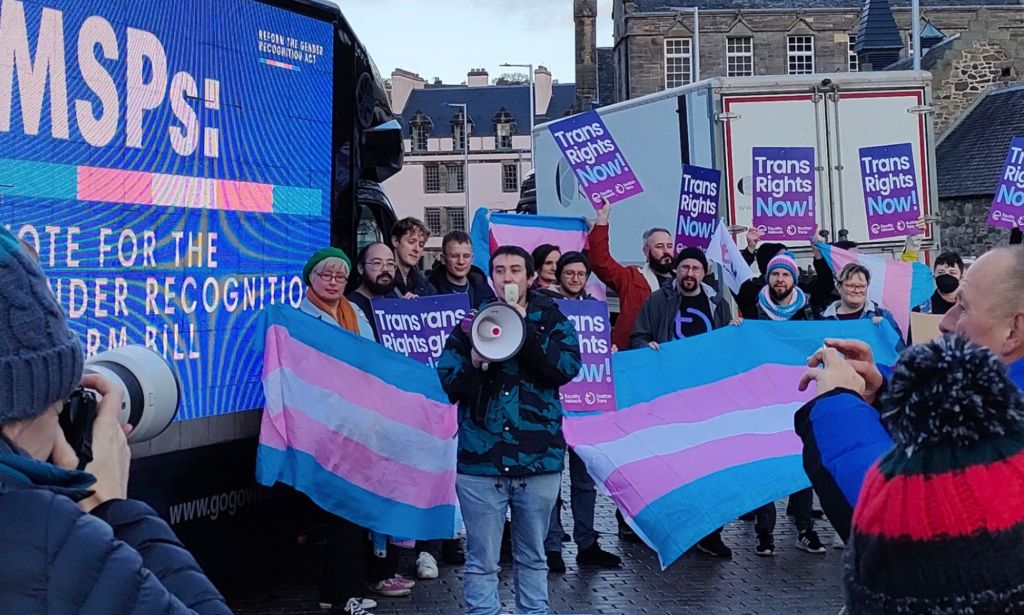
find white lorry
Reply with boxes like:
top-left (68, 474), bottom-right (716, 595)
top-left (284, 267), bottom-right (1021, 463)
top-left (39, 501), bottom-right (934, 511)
top-left (533, 71), bottom-right (939, 265)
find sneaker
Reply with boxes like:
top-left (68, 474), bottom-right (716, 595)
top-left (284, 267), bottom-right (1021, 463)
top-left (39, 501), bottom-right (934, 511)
top-left (755, 530), bottom-right (775, 557)
top-left (369, 576), bottom-right (412, 597)
top-left (320, 598), bottom-right (377, 611)
top-left (342, 597), bottom-right (374, 615)
top-left (441, 539), bottom-right (465, 565)
top-left (415, 552), bottom-right (439, 580)
top-left (394, 575), bottom-right (416, 589)
top-left (797, 530), bottom-right (828, 554)
top-left (576, 541), bottom-right (622, 567)
top-left (546, 550), bottom-right (566, 574)
top-left (695, 533), bottom-right (733, 558)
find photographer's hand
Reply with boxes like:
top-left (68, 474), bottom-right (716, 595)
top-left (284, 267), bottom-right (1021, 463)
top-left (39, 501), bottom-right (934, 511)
top-left (78, 374), bottom-right (131, 513)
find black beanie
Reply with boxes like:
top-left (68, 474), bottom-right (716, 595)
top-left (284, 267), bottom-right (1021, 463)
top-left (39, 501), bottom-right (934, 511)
top-left (673, 247), bottom-right (708, 273)
top-left (556, 251), bottom-right (590, 281)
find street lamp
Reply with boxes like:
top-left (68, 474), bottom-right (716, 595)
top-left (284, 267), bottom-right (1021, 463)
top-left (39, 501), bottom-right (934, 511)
top-left (500, 62), bottom-right (534, 168)
top-left (446, 102), bottom-right (470, 229)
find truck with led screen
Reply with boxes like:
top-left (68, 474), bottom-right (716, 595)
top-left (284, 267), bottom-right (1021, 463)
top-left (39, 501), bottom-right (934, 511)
top-left (0, 0), bottom-right (403, 565)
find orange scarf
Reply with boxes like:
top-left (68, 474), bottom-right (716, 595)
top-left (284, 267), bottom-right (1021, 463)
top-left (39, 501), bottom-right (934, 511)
top-left (305, 288), bottom-right (360, 334)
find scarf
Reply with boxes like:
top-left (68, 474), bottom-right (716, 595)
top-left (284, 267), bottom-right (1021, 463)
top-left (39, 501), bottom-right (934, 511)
top-left (305, 288), bottom-right (360, 334)
top-left (757, 284), bottom-right (808, 321)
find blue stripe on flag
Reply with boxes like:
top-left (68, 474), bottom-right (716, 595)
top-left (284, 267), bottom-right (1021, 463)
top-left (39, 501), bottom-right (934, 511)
top-left (470, 208), bottom-right (492, 272)
top-left (612, 320), bottom-right (901, 408)
top-left (489, 212), bottom-right (589, 232)
top-left (633, 455), bottom-right (809, 569)
top-left (256, 445), bottom-right (458, 540)
top-left (262, 305), bottom-right (449, 404)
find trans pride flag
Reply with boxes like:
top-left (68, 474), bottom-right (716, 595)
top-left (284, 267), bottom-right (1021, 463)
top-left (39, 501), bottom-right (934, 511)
top-left (565, 320), bottom-right (902, 568)
top-left (256, 305), bottom-right (459, 540)
top-left (470, 209), bottom-right (605, 298)
top-left (817, 243), bottom-right (934, 341)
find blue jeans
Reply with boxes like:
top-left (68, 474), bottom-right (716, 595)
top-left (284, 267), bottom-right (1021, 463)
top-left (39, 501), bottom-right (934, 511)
top-left (456, 472), bottom-right (561, 615)
top-left (544, 449), bottom-right (598, 552)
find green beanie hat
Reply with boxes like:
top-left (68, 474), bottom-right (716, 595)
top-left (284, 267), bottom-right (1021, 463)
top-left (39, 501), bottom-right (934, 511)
top-left (303, 247), bottom-right (352, 285)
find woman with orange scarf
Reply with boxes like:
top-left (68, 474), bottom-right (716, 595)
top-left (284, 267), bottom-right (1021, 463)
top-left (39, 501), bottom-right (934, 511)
top-left (300, 247), bottom-right (374, 340)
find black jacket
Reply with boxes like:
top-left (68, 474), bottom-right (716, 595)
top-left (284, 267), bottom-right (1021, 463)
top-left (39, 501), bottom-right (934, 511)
top-left (347, 288), bottom-right (402, 340)
top-left (0, 438), bottom-right (231, 615)
top-left (428, 265), bottom-right (496, 310)
top-left (630, 283), bottom-right (733, 348)
top-left (394, 266), bottom-right (436, 297)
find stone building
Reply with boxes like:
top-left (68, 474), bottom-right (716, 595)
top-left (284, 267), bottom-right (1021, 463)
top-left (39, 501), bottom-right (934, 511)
top-left (935, 84), bottom-right (1024, 256)
top-left (609, 0), bottom-right (1024, 102)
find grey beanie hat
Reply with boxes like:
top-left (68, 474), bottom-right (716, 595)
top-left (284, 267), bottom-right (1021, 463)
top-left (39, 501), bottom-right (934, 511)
top-left (0, 226), bottom-right (83, 424)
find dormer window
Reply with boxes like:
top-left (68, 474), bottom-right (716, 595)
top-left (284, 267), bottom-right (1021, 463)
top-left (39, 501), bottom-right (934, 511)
top-left (409, 111), bottom-right (431, 153)
top-left (494, 108), bottom-right (516, 150)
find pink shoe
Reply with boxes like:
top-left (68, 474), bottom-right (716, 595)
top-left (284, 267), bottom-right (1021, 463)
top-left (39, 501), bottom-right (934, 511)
top-left (369, 576), bottom-right (412, 597)
top-left (393, 574), bottom-right (417, 590)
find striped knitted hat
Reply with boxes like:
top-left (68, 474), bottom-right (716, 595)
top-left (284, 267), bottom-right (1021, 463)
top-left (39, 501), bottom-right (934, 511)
top-left (765, 251), bottom-right (799, 283)
top-left (844, 335), bottom-right (1024, 614)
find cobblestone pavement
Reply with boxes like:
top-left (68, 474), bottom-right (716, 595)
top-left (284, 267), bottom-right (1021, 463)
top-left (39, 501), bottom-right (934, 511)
top-left (220, 490), bottom-right (846, 615)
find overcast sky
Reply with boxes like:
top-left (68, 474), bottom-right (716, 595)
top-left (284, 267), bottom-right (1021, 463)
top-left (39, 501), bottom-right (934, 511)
top-left (333, 0), bottom-right (614, 85)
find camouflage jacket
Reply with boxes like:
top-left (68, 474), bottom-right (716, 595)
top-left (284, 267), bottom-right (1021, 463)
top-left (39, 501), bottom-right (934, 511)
top-left (437, 291), bottom-right (582, 477)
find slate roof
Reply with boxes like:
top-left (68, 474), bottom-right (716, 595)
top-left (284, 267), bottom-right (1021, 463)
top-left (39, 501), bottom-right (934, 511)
top-left (633, 0), bottom-right (1021, 11)
top-left (937, 84), bottom-right (1024, 198)
top-left (885, 33), bottom-right (959, 70)
top-left (856, 0), bottom-right (904, 51)
top-left (397, 83), bottom-right (577, 138)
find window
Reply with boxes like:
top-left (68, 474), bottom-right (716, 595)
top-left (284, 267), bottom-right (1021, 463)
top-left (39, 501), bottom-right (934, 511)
top-left (424, 208), bottom-right (443, 235)
top-left (664, 38), bottom-right (693, 89)
top-left (502, 162), bottom-right (519, 192)
top-left (423, 163), bottom-right (464, 193)
top-left (424, 207), bottom-right (466, 235)
top-left (848, 34), bottom-right (859, 72)
top-left (409, 111), bottom-right (431, 153)
top-left (787, 35), bottom-right (815, 75)
top-left (726, 37), bottom-right (754, 77)
top-left (424, 165), bottom-right (441, 193)
top-left (445, 163), bottom-right (465, 193)
top-left (494, 108), bottom-right (516, 150)
top-left (451, 111), bottom-right (473, 151)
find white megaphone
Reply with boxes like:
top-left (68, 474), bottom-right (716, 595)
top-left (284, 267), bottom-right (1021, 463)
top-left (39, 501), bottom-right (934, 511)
top-left (470, 303), bottom-right (526, 364)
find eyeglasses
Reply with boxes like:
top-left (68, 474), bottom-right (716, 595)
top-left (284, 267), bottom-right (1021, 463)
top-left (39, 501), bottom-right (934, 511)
top-left (677, 265), bottom-right (704, 274)
top-left (842, 283), bottom-right (868, 292)
top-left (316, 272), bottom-right (348, 283)
top-left (563, 271), bottom-right (588, 279)
top-left (365, 260), bottom-right (396, 271)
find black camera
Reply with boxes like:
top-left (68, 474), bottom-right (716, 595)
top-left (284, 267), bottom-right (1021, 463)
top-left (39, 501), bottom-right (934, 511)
top-left (60, 387), bottom-right (99, 469)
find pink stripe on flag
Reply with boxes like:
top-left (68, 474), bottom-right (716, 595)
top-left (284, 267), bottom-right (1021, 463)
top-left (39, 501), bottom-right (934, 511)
top-left (604, 431), bottom-right (803, 518)
top-left (217, 180), bottom-right (274, 212)
top-left (829, 246), bottom-right (859, 272)
top-left (77, 166), bottom-right (153, 204)
top-left (881, 260), bottom-right (913, 339)
top-left (260, 403), bottom-right (456, 509)
top-left (490, 225), bottom-right (588, 254)
top-left (263, 325), bottom-right (455, 439)
top-left (564, 364), bottom-right (812, 446)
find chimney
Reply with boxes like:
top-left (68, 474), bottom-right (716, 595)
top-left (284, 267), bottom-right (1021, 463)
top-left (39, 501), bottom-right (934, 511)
top-left (467, 68), bottom-right (489, 87)
top-left (534, 66), bottom-right (553, 117)
top-left (389, 68), bottom-right (425, 115)
top-left (574, 0), bottom-right (598, 111)
top-left (855, 0), bottom-right (905, 71)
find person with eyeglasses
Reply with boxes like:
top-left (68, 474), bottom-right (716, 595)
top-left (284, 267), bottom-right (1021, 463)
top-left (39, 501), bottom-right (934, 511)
top-left (820, 263), bottom-right (904, 349)
top-left (538, 251), bottom-right (594, 302)
top-left (347, 243), bottom-right (404, 341)
top-left (300, 247), bottom-right (375, 341)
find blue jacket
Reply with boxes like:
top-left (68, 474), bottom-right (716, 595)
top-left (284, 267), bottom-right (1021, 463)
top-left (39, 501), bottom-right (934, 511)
top-left (0, 438), bottom-right (231, 615)
top-left (795, 357), bottom-right (1024, 541)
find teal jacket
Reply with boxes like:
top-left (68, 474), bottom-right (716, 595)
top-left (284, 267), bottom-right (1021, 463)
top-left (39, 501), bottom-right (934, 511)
top-left (438, 291), bottom-right (582, 477)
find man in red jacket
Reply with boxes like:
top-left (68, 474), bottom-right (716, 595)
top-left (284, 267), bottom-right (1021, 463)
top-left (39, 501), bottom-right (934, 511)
top-left (588, 202), bottom-right (675, 351)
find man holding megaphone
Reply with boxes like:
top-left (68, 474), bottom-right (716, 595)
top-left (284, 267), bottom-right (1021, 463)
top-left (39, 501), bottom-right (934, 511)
top-left (437, 245), bottom-right (582, 615)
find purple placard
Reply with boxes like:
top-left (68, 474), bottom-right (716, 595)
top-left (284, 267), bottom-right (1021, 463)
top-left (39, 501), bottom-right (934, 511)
top-left (675, 164), bottom-right (721, 252)
top-left (751, 147), bottom-right (816, 241)
top-left (548, 110), bottom-right (643, 210)
top-left (371, 294), bottom-right (471, 367)
top-left (556, 300), bottom-right (616, 412)
top-left (859, 143), bottom-right (921, 240)
top-left (988, 136), bottom-right (1024, 230)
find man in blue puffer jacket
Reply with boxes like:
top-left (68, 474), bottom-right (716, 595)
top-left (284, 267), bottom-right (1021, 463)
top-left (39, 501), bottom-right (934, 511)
top-left (0, 226), bottom-right (231, 615)
top-left (795, 247), bottom-right (1024, 541)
